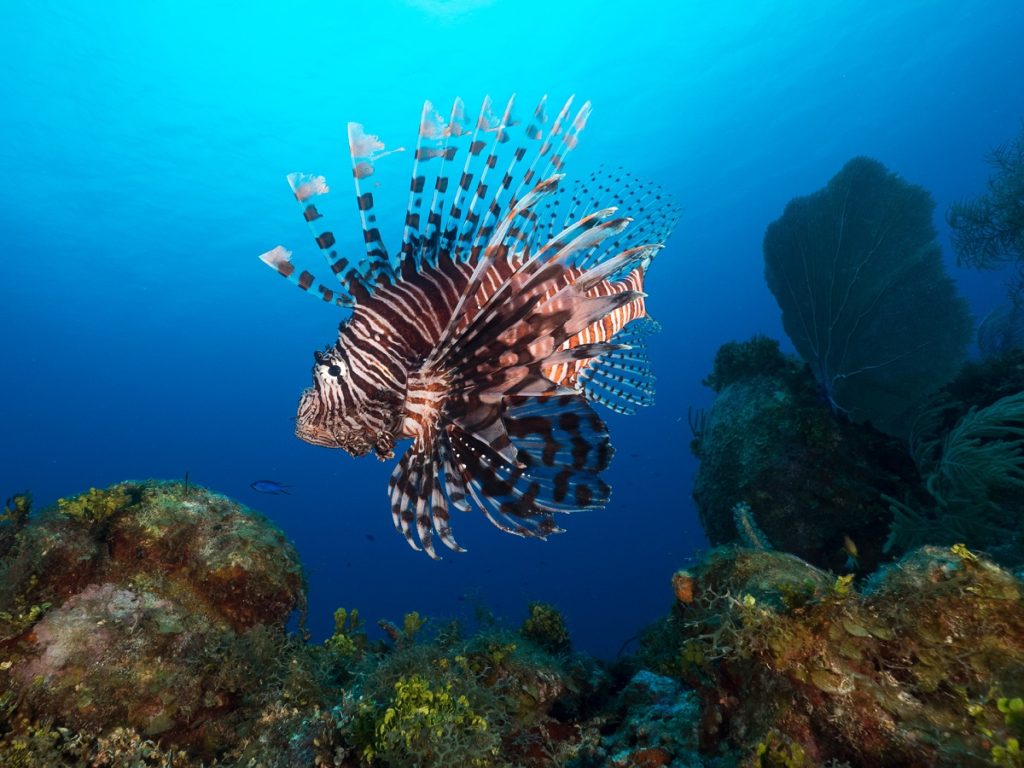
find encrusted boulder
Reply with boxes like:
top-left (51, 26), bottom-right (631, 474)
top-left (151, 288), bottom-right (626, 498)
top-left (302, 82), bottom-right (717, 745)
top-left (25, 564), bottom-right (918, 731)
top-left (652, 544), bottom-right (1024, 767)
top-left (692, 336), bottom-right (923, 572)
top-left (0, 480), bottom-right (306, 758)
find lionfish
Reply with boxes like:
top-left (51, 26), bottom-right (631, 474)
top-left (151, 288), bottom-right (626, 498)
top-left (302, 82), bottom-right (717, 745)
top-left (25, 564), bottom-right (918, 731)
top-left (259, 95), bottom-right (678, 558)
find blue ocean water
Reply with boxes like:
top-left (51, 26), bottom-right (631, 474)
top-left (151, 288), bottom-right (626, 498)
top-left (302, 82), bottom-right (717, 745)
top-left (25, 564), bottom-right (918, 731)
top-left (1, 0), bottom-right (1021, 658)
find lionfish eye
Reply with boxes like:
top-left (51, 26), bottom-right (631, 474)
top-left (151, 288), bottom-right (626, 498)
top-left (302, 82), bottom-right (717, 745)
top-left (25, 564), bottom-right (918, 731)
top-left (313, 351), bottom-right (348, 379)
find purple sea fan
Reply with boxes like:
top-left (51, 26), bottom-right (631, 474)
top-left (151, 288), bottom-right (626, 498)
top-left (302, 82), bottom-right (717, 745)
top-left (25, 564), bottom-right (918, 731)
top-left (763, 156), bottom-right (973, 437)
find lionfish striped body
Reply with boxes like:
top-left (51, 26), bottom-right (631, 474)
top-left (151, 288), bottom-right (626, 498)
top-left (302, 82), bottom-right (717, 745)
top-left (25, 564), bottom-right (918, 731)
top-left (260, 95), bottom-right (678, 558)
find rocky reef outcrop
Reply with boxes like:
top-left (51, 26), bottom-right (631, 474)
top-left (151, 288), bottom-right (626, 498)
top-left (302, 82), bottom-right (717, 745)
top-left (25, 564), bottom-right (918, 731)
top-left (691, 336), bottom-right (924, 573)
top-left (5, 480), bottom-right (1024, 767)
top-left (641, 545), bottom-right (1024, 767)
top-left (0, 481), bottom-right (309, 762)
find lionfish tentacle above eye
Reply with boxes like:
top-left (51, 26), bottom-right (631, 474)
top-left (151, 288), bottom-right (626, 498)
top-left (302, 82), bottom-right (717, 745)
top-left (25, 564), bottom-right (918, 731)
top-left (260, 93), bottom-right (678, 558)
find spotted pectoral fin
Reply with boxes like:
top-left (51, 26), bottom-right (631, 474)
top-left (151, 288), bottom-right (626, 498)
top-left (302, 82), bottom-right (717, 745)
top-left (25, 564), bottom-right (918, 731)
top-left (501, 394), bottom-right (613, 510)
top-left (578, 317), bottom-right (660, 414)
top-left (438, 393), bottom-right (613, 543)
top-left (447, 426), bottom-right (564, 538)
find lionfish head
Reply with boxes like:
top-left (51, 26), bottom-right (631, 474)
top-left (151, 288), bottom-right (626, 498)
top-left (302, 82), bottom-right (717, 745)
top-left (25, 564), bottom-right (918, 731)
top-left (294, 347), bottom-right (403, 460)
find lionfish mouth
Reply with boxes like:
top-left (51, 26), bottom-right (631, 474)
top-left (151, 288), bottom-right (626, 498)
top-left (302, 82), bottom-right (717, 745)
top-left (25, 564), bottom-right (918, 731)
top-left (294, 407), bottom-right (374, 458)
top-left (293, 419), bottom-right (340, 449)
top-left (294, 419), bottom-right (373, 457)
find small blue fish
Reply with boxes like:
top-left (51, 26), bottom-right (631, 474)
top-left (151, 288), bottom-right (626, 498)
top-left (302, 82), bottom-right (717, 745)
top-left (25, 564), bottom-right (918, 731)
top-left (250, 480), bottom-right (292, 495)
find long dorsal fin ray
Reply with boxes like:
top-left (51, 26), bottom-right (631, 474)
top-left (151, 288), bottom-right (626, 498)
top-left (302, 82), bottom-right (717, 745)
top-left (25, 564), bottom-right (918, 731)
top-left (438, 95), bottom-right (495, 260)
top-left (425, 175), bottom-right (565, 370)
top-left (438, 217), bottom-right (633, 376)
top-left (401, 99), bottom-right (467, 273)
top-left (284, 173), bottom-right (356, 289)
top-left (468, 95), bottom-right (565, 259)
top-left (427, 199), bottom-right (630, 378)
top-left (453, 95), bottom-right (517, 256)
top-left (258, 245), bottom-right (356, 307)
top-left (257, 169), bottom-right (376, 307)
top-left (494, 96), bottom-right (592, 257)
top-left (347, 121), bottom-right (404, 285)
top-left (418, 98), bottom-right (470, 270)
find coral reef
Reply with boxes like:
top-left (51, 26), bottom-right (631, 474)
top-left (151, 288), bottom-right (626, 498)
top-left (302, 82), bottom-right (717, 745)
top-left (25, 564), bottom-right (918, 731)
top-left (0, 492), bottom-right (30, 561)
top-left (0, 480), bottom-right (311, 763)
top-left (353, 673), bottom-right (496, 766)
top-left (0, 480), bottom-right (616, 766)
top-left (570, 671), bottom-right (703, 768)
top-left (339, 626), bottom-right (594, 767)
top-left (6, 480), bottom-right (1021, 767)
top-left (883, 352), bottom-right (1024, 567)
top-left (692, 337), bottom-right (922, 572)
top-left (647, 544), bottom-right (1024, 767)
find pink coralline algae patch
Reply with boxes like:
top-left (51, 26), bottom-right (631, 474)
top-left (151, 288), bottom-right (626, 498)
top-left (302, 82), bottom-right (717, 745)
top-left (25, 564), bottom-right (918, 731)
top-left (17, 584), bottom-right (129, 685)
top-left (13, 582), bottom-right (212, 739)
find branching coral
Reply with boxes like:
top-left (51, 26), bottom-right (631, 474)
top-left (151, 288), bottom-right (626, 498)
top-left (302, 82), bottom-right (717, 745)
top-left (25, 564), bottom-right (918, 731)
top-left (377, 611), bottom-right (427, 650)
top-left (325, 607), bottom-right (366, 658)
top-left (57, 486), bottom-right (133, 524)
top-left (918, 390), bottom-right (1024, 505)
top-left (519, 603), bottom-right (571, 655)
top-left (355, 674), bottom-right (497, 767)
top-left (1, 493), bottom-right (31, 527)
top-left (948, 122), bottom-right (1024, 271)
top-left (885, 390), bottom-right (1024, 555)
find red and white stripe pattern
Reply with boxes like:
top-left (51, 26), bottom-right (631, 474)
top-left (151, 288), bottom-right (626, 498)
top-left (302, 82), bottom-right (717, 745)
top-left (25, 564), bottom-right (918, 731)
top-left (261, 95), bottom-right (677, 558)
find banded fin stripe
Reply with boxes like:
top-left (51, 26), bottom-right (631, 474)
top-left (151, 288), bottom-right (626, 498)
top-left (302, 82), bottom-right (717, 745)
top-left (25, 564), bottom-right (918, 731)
top-left (261, 95), bottom-right (677, 559)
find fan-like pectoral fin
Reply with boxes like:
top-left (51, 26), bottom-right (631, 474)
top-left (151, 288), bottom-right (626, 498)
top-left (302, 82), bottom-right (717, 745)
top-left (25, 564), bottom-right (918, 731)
top-left (437, 393), bottom-right (612, 541)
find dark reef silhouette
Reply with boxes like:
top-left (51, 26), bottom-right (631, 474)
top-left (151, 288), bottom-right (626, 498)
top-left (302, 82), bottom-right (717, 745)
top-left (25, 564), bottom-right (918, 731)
top-left (763, 156), bottom-right (973, 438)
